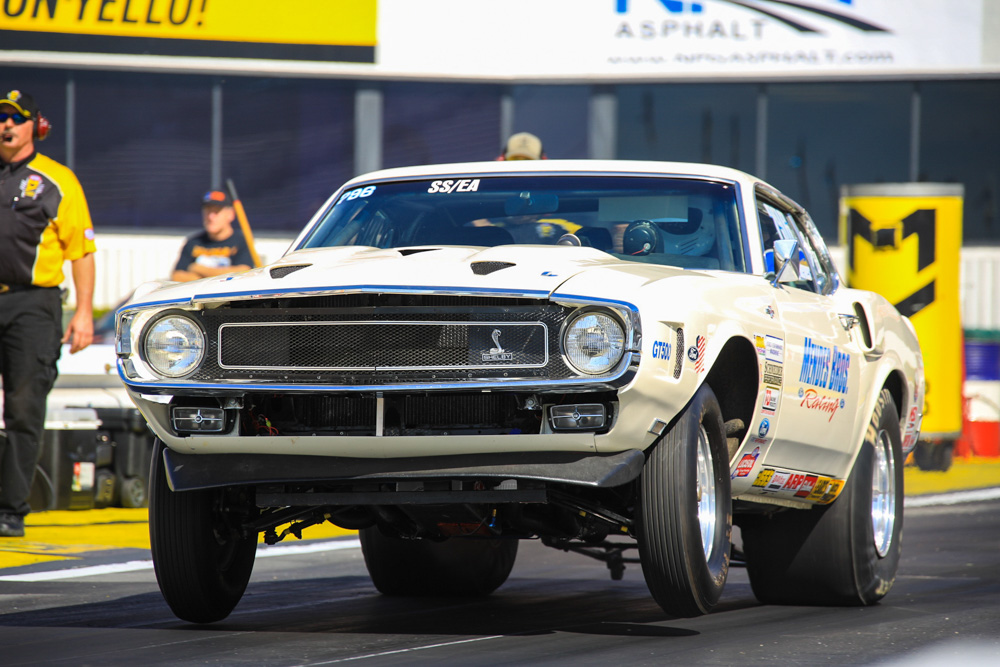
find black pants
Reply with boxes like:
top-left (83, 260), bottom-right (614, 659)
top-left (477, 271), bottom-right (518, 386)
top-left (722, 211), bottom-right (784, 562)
top-left (0, 287), bottom-right (62, 516)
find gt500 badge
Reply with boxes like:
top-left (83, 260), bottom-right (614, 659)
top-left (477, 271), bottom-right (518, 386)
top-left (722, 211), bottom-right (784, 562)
top-left (427, 179), bottom-right (480, 194)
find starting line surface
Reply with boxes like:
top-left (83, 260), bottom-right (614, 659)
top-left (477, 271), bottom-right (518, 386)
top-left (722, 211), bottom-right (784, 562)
top-left (0, 538), bottom-right (362, 582)
top-left (5, 483), bottom-right (1000, 583)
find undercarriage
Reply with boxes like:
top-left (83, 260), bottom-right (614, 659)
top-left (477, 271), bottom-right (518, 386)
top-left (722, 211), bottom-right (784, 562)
top-left (227, 476), bottom-right (640, 572)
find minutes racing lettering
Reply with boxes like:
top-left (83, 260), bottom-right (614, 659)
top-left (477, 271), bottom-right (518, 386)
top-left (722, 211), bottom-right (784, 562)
top-left (799, 337), bottom-right (849, 394)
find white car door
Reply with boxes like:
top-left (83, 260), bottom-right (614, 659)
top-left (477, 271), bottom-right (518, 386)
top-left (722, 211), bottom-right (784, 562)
top-left (756, 196), bottom-right (866, 479)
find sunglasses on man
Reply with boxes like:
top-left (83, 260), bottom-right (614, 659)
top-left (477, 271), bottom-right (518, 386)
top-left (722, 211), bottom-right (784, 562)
top-left (0, 112), bottom-right (29, 125)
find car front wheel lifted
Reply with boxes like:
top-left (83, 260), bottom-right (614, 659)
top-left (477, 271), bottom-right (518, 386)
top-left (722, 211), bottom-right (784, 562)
top-left (636, 383), bottom-right (732, 617)
top-left (148, 440), bottom-right (258, 623)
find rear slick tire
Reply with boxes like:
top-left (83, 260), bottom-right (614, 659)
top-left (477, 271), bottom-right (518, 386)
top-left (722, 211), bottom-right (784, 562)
top-left (360, 527), bottom-right (518, 596)
top-left (148, 440), bottom-right (258, 623)
top-left (740, 388), bottom-right (904, 606)
top-left (636, 383), bottom-right (732, 617)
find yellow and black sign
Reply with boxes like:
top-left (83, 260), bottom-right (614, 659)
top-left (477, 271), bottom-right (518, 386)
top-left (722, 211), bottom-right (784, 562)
top-left (0, 0), bottom-right (376, 63)
top-left (840, 183), bottom-right (963, 438)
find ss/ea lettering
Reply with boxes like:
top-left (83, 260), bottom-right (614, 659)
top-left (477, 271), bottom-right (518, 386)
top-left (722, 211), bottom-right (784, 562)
top-left (427, 179), bottom-right (481, 194)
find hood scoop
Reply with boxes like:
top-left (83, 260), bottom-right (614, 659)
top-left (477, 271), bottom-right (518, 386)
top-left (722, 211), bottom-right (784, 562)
top-left (270, 264), bottom-right (311, 279)
top-left (471, 261), bottom-right (516, 276)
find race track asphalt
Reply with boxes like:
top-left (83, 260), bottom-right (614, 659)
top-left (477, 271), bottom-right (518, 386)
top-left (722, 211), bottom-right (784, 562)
top-left (2, 458), bottom-right (999, 571)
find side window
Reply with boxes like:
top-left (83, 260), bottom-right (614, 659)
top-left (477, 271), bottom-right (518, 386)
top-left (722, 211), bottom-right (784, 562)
top-left (788, 210), bottom-right (830, 294)
top-left (797, 211), bottom-right (841, 294)
top-left (756, 197), bottom-right (821, 292)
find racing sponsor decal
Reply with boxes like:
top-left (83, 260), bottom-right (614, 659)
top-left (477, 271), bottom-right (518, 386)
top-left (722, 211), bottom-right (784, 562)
top-left (749, 467), bottom-right (845, 503)
top-left (766, 470), bottom-right (790, 492)
top-left (757, 417), bottom-right (770, 438)
top-left (760, 386), bottom-right (779, 415)
top-left (755, 334), bottom-right (766, 357)
top-left (763, 361), bottom-right (783, 388)
top-left (902, 403), bottom-right (922, 453)
top-left (781, 472), bottom-right (807, 492)
top-left (427, 179), bottom-right (481, 194)
top-left (752, 469), bottom-right (773, 488)
top-left (651, 339), bottom-right (672, 361)
top-left (794, 474), bottom-right (819, 498)
top-left (732, 446), bottom-right (760, 478)
top-left (808, 477), bottom-right (845, 504)
top-left (337, 185), bottom-right (375, 204)
top-left (799, 337), bottom-right (850, 394)
top-left (687, 334), bottom-right (706, 373)
top-left (798, 387), bottom-right (846, 422)
top-left (765, 335), bottom-right (784, 363)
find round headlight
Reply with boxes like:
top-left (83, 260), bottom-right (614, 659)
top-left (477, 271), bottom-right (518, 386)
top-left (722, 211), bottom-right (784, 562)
top-left (563, 311), bottom-right (626, 375)
top-left (143, 315), bottom-right (205, 378)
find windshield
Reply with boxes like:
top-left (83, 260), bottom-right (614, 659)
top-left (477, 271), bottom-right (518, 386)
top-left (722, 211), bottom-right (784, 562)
top-left (299, 175), bottom-right (747, 272)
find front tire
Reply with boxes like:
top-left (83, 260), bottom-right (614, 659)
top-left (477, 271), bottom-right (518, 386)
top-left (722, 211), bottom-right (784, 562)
top-left (740, 388), bottom-right (904, 606)
top-left (148, 440), bottom-right (258, 623)
top-left (360, 527), bottom-right (518, 596)
top-left (636, 383), bottom-right (732, 617)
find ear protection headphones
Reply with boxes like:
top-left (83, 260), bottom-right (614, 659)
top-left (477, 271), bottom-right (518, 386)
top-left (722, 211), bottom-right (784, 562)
top-left (3, 90), bottom-right (50, 141)
top-left (34, 113), bottom-right (51, 141)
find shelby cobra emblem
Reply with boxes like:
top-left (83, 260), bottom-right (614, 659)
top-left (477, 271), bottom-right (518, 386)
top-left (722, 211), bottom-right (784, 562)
top-left (483, 328), bottom-right (513, 362)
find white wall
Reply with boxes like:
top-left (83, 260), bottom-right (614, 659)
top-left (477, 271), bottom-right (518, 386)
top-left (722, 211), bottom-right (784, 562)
top-left (62, 233), bottom-right (295, 311)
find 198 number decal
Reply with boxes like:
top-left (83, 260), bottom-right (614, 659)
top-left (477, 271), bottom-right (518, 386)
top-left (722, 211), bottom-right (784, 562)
top-left (337, 186), bottom-right (376, 204)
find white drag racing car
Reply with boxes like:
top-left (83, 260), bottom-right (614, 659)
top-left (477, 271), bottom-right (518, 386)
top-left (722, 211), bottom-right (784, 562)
top-left (116, 160), bottom-right (924, 623)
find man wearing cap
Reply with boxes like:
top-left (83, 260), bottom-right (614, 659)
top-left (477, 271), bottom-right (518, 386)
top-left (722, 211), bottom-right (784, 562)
top-left (0, 89), bottom-right (96, 537)
top-left (171, 190), bottom-right (254, 282)
top-left (500, 132), bottom-right (545, 161)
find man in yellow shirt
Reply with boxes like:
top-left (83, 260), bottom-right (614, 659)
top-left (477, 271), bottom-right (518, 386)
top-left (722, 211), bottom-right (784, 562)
top-left (0, 89), bottom-right (96, 537)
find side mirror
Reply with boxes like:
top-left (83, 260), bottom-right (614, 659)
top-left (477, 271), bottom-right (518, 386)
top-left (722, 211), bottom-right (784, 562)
top-left (770, 239), bottom-right (800, 286)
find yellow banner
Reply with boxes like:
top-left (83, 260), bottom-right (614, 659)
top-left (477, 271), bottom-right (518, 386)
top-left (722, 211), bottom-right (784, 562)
top-left (0, 0), bottom-right (375, 47)
top-left (841, 187), bottom-right (964, 437)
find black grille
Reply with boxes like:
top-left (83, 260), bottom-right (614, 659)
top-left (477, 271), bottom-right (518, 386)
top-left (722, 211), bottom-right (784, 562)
top-left (218, 321), bottom-right (547, 370)
top-left (190, 295), bottom-right (585, 384)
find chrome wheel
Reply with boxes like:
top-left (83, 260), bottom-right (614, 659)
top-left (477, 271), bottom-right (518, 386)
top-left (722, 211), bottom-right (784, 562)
top-left (871, 428), bottom-right (896, 558)
top-left (637, 383), bottom-right (730, 617)
top-left (696, 424), bottom-right (717, 561)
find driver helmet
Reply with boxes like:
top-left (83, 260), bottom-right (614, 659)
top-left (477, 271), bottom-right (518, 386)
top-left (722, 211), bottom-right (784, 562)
top-left (654, 207), bottom-right (715, 256)
top-left (622, 219), bottom-right (663, 256)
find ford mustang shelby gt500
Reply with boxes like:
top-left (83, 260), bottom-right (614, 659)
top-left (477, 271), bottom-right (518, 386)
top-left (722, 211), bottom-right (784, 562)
top-left (116, 160), bottom-right (924, 623)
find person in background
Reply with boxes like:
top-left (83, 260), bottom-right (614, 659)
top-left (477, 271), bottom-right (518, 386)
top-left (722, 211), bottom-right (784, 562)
top-left (171, 190), bottom-right (254, 282)
top-left (499, 132), bottom-right (545, 161)
top-left (0, 89), bottom-right (96, 538)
